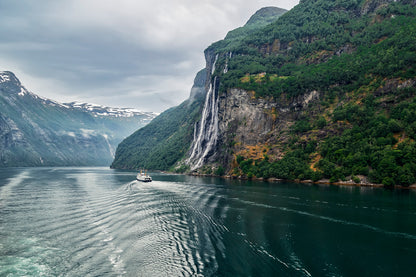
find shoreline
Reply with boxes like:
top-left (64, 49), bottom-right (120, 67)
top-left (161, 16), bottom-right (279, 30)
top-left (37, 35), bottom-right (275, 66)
top-left (187, 172), bottom-right (416, 190)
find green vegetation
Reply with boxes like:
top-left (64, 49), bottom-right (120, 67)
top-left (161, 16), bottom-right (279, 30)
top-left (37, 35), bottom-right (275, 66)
top-left (230, 91), bottom-right (416, 187)
top-left (209, 0), bottom-right (416, 186)
top-left (213, 1), bottom-right (416, 100)
top-left (209, 7), bottom-right (287, 53)
top-left (228, 85), bottom-right (416, 186)
top-left (111, 98), bottom-right (204, 170)
top-left (235, 149), bottom-right (317, 181)
top-left (114, 0), bottom-right (416, 187)
top-left (318, 96), bottom-right (416, 186)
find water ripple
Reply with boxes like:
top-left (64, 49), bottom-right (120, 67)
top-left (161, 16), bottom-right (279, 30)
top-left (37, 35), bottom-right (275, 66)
top-left (1, 168), bottom-right (416, 276)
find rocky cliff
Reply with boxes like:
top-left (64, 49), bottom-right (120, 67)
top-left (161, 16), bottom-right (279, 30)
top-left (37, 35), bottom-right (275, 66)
top-left (0, 71), bottom-right (156, 167)
top-left (217, 88), bottom-right (320, 163)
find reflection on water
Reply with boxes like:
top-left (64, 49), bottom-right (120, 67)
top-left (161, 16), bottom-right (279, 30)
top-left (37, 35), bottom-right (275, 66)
top-left (0, 168), bottom-right (415, 276)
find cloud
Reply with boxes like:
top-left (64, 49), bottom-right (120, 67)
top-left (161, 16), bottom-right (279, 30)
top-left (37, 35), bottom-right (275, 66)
top-left (0, 0), bottom-right (299, 112)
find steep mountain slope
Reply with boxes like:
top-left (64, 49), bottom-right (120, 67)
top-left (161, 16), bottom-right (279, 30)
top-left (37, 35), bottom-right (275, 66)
top-left (111, 69), bottom-right (207, 170)
top-left (193, 0), bottom-right (416, 186)
top-left (111, 7), bottom-right (287, 171)
top-left (113, 0), bottom-right (416, 187)
top-left (0, 71), bottom-right (156, 166)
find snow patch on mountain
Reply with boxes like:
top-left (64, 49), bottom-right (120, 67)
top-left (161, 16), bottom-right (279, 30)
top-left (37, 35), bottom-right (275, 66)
top-left (65, 102), bottom-right (158, 118)
top-left (0, 71), bottom-right (157, 119)
top-left (0, 72), bottom-right (11, 83)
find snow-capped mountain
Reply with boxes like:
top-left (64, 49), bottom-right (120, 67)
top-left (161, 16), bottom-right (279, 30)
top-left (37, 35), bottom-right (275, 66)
top-left (65, 101), bottom-right (158, 119)
top-left (0, 70), bottom-right (156, 167)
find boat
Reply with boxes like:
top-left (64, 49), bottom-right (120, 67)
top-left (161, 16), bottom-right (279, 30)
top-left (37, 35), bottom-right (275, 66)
top-left (136, 170), bottom-right (152, 182)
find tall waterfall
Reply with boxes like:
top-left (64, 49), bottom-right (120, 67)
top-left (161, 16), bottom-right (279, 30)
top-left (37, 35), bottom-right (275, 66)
top-left (223, 52), bottom-right (232, 74)
top-left (186, 75), bottom-right (219, 170)
top-left (185, 54), bottom-right (221, 170)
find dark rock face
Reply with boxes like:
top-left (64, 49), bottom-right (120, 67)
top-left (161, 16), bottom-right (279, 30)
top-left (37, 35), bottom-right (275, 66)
top-left (213, 88), bottom-right (320, 168)
top-left (186, 45), bottom-right (322, 172)
top-left (189, 69), bottom-right (207, 103)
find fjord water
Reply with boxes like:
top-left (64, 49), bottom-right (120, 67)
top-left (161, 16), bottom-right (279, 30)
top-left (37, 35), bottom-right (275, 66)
top-left (1, 168), bottom-right (415, 276)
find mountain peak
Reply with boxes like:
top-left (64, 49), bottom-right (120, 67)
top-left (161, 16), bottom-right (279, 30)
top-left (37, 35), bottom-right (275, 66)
top-left (0, 70), bottom-right (156, 119)
top-left (221, 6), bottom-right (287, 42)
top-left (0, 71), bottom-right (18, 84)
top-left (0, 70), bottom-right (158, 167)
top-left (245, 7), bottom-right (288, 27)
top-left (0, 71), bottom-right (29, 96)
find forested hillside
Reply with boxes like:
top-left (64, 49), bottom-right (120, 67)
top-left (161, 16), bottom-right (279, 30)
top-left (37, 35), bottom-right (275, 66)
top-left (113, 0), bottom-right (416, 187)
top-left (207, 0), bottom-right (416, 186)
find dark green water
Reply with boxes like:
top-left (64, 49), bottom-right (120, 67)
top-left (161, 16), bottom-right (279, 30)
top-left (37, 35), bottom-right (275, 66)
top-left (1, 167), bottom-right (415, 276)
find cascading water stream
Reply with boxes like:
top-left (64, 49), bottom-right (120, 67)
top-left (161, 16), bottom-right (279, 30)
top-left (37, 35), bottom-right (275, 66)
top-left (186, 55), bottom-right (219, 170)
top-left (223, 52), bottom-right (232, 74)
top-left (186, 77), bottom-right (219, 170)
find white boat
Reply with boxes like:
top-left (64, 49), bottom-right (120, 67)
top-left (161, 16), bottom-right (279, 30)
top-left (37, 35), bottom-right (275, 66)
top-left (136, 170), bottom-right (152, 182)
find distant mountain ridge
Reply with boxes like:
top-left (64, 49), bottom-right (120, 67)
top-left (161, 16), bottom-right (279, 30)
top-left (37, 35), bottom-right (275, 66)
top-left (0, 71), bottom-right (156, 167)
top-left (65, 102), bottom-right (157, 118)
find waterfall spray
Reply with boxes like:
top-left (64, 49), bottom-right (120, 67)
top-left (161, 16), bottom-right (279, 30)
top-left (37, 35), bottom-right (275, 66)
top-left (186, 76), bottom-right (219, 170)
top-left (186, 54), bottom-right (221, 170)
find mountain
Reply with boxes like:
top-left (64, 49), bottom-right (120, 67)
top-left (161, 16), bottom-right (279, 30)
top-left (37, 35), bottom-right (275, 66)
top-left (111, 7), bottom-right (288, 171)
top-left (224, 7), bottom-right (288, 40)
top-left (0, 71), bottom-right (156, 167)
top-left (113, 0), bottom-right (416, 187)
top-left (111, 69), bottom-right (207, 170)
top-left (65, 101), bottom-right (153, 118)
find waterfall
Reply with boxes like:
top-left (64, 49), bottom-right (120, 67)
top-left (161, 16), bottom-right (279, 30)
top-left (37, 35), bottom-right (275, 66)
top-left (223, 52), bottom-right (232, 74)
top-left (211, 54), bottom-right (218, 75)
top-left (186, 76), bottom-right (219, 170)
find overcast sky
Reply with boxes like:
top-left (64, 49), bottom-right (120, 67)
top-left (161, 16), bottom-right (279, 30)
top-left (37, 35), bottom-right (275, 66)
top-left (0, 0), bottom-right (299, 112)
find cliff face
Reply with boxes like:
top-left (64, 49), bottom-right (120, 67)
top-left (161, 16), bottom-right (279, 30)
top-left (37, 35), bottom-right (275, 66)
top-left (0, 71), bottom-right (155, 167)
top-left (216, 89), bottom-right (320, 162)
top-left (185, 70), bottom-right (321, 172)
